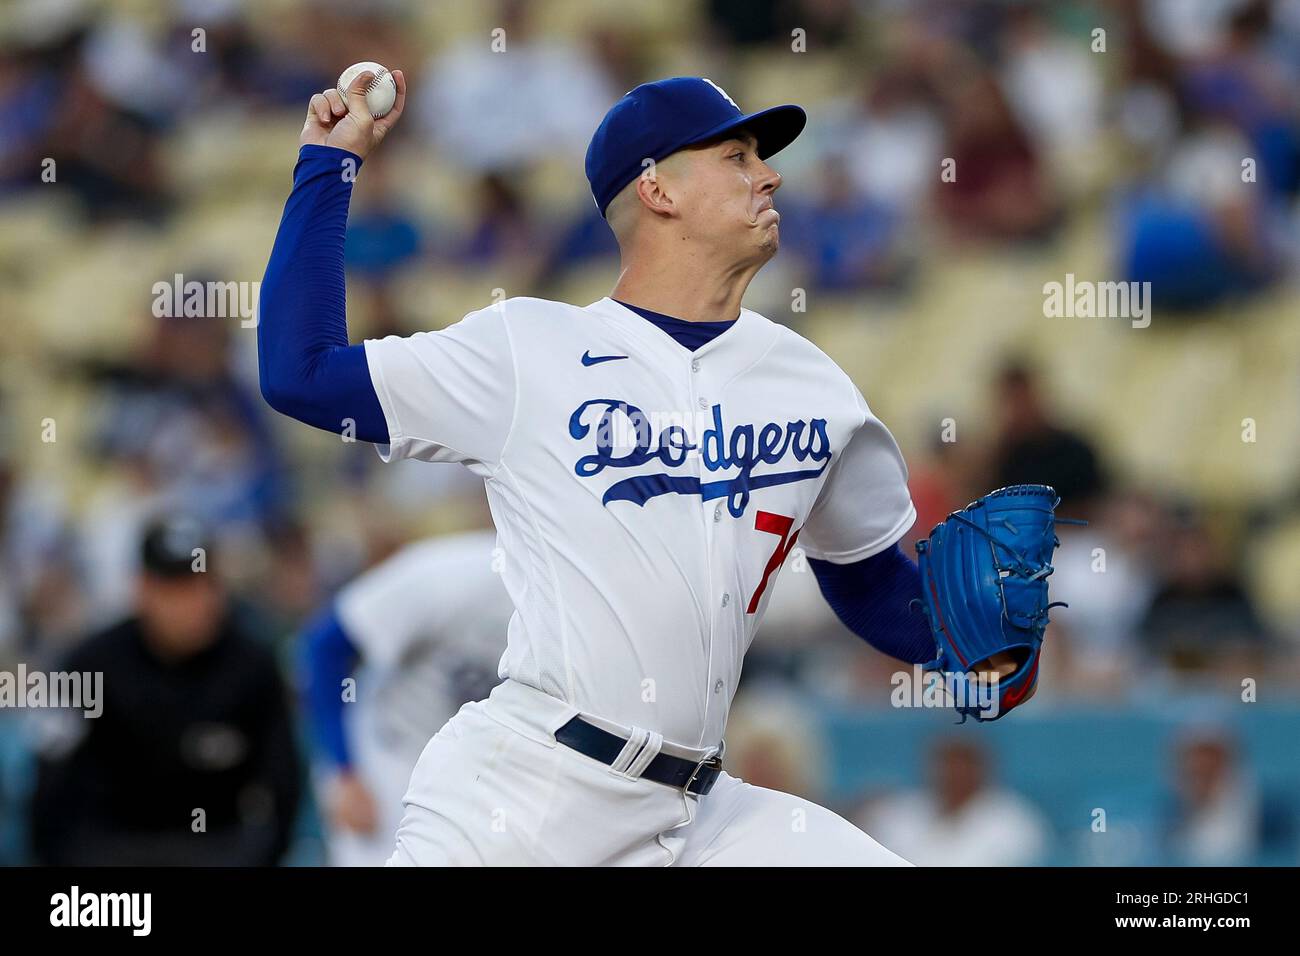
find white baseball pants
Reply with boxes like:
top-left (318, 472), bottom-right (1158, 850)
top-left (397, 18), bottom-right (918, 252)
top-left (386, 679), bottom-right (910, 866)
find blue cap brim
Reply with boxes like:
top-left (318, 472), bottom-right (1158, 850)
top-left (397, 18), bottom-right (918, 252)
top-left (683, 103), bottom-right (807, 160)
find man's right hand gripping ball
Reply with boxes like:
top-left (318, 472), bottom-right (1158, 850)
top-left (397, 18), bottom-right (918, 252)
top-left (301, 68), bottom-right (407, 160)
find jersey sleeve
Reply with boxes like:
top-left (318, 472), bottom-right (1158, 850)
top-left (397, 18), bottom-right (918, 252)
top-left (363, 305), bottom-right (517, 474)
top-left (799, 383), bottom-right (915, 564)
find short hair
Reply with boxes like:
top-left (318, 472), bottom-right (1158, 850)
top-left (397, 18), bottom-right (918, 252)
top-left (605, 179), bottom-right (640, 245)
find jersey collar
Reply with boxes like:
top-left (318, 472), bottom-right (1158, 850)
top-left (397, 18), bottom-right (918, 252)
top-left (586, 296), bottom-right (771, 365)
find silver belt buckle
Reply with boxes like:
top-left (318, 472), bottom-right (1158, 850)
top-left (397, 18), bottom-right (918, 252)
top-left (683, 741), bottom-right (725, 794)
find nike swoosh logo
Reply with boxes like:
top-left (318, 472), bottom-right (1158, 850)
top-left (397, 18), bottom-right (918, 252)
top-left (581, 351), bottom-right (629, 366)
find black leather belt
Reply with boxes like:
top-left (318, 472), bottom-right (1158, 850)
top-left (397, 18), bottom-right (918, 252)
top-left (554, 716), bottom-right (723, 795)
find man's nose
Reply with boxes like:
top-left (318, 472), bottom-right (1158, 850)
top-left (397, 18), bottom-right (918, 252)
top-left (757, 162), bottom-right (782, 194)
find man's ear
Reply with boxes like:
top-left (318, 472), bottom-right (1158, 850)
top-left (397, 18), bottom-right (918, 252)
top-left (634, 164), bottom-right (678, 219)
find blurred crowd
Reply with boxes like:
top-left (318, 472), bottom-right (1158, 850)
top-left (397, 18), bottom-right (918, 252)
top-left (1, 0), bottom-right (1298, 866)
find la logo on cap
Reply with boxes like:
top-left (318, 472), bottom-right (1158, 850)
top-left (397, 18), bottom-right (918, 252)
top-left (702, 78), bottom-right (739, 110)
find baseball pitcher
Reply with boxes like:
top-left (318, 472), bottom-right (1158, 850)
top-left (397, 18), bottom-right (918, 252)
top-left (259, 70), bottom-right (1071, 865)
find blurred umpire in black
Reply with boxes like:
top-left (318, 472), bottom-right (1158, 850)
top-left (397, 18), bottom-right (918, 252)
top-left (31, 517), bottom-right (302, 865)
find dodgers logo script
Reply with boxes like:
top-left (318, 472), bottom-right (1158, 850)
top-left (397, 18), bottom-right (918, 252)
top-left (568, 399), bottom-right (833, 518)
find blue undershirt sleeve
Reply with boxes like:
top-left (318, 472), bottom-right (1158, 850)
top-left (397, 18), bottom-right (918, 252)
top-left (258, 144), bottom-right (388, 443)
top-left (298, 602), bottom-right (359, 770)
top-left (809, 544), bottom-right (937, 665)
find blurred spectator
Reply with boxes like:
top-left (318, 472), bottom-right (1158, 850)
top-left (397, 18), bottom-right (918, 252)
top-left (839, 67), bottom-right (944, 213)
top-left (1185, 0), bottom-right (1300, 200)
top-left (998, 4), bottom-right (1104, 165)
top-left (855, 737), bottom-right (1050, 866)
top-left (0, 460), bottom-right (84, 657)
top-left (1116, 119), bottom-right (1283, 312)
top-left (539, 201), bottom-right (620, 281)
top-left (29, 517), bottom-right (302, 865)
top-left (1143, 0), bottom-right (1266, 61)
top-left (162, 7), bottom-right (328, 111)
top-left (76, 297), bottom-right (288, 537)
top-left (1139, 508), bottom-right (1268, 670)
top-left (781, 153), bottom-right (912, 292)
top-left (244, 517), bottom-right (324, 640)
top-left (457, 170), bottom-right (546, 268)
top-left (901, 431), bottom-right (977, 553)
top-left (1162, 728), bottom-right (1262, 865)
top-left (932, 68), bottom-right (1061, 243)
top-left (39, 60), bottom-right (172, 222)
top-left (0, 31), bottom-right (74, 195)
top-left (344, 154), bottom-right (426, 283)
top-left (417, 0), bottom-right (615, 171)
top-left (1045, 494), bottom-right (1160, 693)
top-left (987, 361), bottom-right (1107, 511)
top-left (585, 26), bottom-right (650, 94)
top-left (1112, 2), bottom-right (1294, 312)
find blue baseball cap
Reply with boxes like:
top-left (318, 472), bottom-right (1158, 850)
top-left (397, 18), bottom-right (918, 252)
top-left (585, 76), bottom-right (806, 218)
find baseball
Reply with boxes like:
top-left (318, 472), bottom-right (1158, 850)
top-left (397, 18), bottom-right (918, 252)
top-left (336, 61), bottom-right (397, 119)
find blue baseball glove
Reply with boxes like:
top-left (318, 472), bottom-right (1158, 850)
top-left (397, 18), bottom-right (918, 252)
top-left (914, 484), bottom-right (1080, 722)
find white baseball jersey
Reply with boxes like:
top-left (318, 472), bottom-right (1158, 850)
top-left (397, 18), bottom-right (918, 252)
top-left (328, 530), bottom-right (511, 866)
top-left (335, 530), bottom-right (510, 763)
top-left (364, 296), bottom-right (914, 748)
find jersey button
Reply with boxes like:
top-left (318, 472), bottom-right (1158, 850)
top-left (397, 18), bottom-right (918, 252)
top-left (691, 359), bottom-right (700, 373)
top-left (714, 679), bottom-right (724, 694)
top-left (721, 593), bottom-right (730, 607)
top-left (697, 396), bottom-right (708, 409)
top-left (713, 505), bottom-right (722, 522)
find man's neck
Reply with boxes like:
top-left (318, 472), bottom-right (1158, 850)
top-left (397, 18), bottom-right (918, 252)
top-left (610, 254), bottom-right (760, 324)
